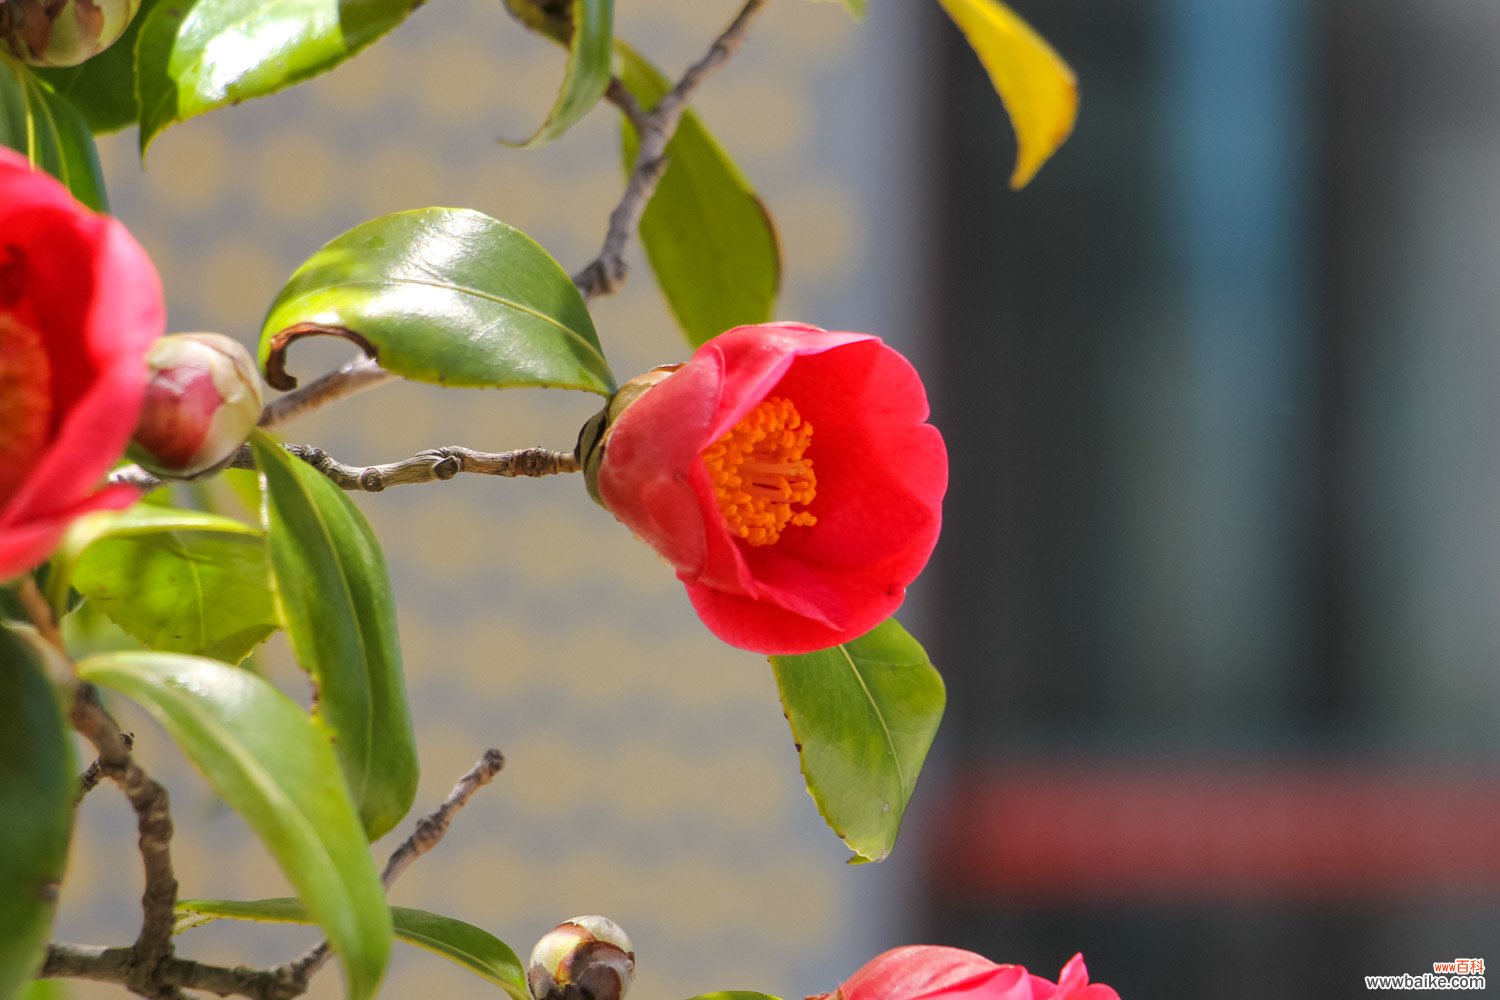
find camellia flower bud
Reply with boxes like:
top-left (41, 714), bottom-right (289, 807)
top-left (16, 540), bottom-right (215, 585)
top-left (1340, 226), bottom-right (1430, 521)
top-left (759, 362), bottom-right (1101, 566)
top-left (128, 333), bottom-right (263, 479)
top-left (527, 915), bottom-right (636, 1000)
top-left (0, 0), bottom-right (142, 68)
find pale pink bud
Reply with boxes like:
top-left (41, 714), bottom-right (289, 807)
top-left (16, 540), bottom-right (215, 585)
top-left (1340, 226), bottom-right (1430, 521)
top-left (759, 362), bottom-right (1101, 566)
top-left (527, 916), bottom-right (635, 1000)
top-left (0, 0), bottom-right (142, 67)
top-left (128, 333), bottom-right (263, 479)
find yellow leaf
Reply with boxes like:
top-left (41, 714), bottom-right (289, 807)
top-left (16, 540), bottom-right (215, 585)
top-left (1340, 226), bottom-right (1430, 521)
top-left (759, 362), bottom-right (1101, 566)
top-left (936, 0), bottom-right (1078, 189)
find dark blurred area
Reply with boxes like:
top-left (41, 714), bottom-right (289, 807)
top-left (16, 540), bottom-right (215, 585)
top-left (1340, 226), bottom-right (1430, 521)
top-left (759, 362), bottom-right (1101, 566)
top-left (922, 1), bottom-right (1500, 995)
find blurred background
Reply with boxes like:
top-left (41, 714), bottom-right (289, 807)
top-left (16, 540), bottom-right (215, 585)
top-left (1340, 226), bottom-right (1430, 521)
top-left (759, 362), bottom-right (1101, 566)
top-left (52, 1), bottom-right (1500, 998)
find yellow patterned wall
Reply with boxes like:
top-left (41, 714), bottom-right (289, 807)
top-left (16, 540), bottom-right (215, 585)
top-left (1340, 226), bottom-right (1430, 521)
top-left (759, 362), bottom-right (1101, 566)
top-left (54, 2), bottom-right (909, 999)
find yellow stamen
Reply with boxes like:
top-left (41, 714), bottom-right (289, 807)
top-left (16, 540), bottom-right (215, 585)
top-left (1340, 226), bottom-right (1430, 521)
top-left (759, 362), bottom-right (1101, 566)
top-left (701, 396), bottom-right (817, 547)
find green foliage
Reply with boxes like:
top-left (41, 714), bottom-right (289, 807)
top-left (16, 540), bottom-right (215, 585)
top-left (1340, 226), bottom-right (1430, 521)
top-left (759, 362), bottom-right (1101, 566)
top-left (34, 0), bottom-right (165, 134)
top-left (770, 620), bottom-right (945, 863)
top-left (44, 506), bottom-right (259, 610)
top-left (258, 208), bottom-right (616, 396)
top-left (79, 651), bottom-right (392, 1000)
top-left (0, 62), bottom-right (108, 210)
top-left (252, 434), bottom-right (418, 841)
top-left (66, 527), bottom-right (276, 665)
top-left (616, 43), bottom-right (780, 348)
top-left (176, 898), bottom-right (528, 1000)
top-left (134, 0), bottom-right (424, 152)
top-left (507, 0), bottom-right (614, 148)
top-left (14, 980), bottom-right (71, 1000)
top-left (0, 630), bottom-right (75, 1000)
top-left (683, 994), bottom-right (785, 1000)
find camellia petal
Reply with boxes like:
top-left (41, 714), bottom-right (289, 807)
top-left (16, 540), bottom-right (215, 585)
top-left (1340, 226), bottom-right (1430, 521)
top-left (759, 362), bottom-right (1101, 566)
top-left (592, 322), bottom-right (946, 655)
top-left (0, 147), bottom-right (164, 581)
top-left (817, 946), bottom-right (1119, 1000)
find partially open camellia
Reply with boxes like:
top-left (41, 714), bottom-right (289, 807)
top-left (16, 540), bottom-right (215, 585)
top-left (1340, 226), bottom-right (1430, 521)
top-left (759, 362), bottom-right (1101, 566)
top-left (813, 946), bottom-right (1119, 1000)
top-left (585, 322), bottom-right (946, 655)
top-left (0, 148), bottom-right (164, 581)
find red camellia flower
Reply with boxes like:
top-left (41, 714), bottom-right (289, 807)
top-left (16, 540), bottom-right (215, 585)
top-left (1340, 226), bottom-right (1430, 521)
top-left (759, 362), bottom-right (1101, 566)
top-left (592, 322), bottom-right (946, 655)
top-left (0, 148), bottom-right (164, 581)
top-left (814, 946), bottom-right (1119, 1000)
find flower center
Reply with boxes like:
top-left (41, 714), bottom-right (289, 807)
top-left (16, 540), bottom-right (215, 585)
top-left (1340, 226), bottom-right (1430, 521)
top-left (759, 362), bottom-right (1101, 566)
top-left (701, 396), bottom-right (817, 547)
top-left (0, 308), bottom-right (53, 503)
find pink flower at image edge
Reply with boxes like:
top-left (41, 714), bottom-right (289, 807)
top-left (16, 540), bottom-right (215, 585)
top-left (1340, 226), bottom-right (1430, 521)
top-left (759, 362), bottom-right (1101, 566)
top-left (820, 946), bottom-right (1119, 1000)
top-left (0, 148), bottom-right (164, 581)
top-left (595, 322), bottom-right (947, 655)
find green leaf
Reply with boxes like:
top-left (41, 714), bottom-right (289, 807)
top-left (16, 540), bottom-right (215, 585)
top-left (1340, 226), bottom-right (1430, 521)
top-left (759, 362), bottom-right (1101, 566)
top-left (684, 994), bottom-right (784, 1000)
top-left (252, 433), bottom-right (418, 841)
top-left (0, 62), bottom-right (108, 210)
top-left (70, 530), bottom-right (278, 665)
top-left (78, 651), bottom-right (391, 1000)
top-left (259, 208), bottom-right (615, 396)
top-left (45, 506), bottom-right (260, 616)
top-left (616, 43), bottom-right (779, 349)
top-left (0, 629), bottom-right (75, 1000)
top-left (934, 0), bottom-right (1077, 189)
top-left (34, 0), bottom-right (165, 134)
top-left (504, 0), bottom-right (613, 148)
top-left (134, 0), bottom-right (423, 152)
top-left (15, 980), bottom-right (72, 1000)
top-left (176, 898), bottom-right (528, 1000)
top-left (769, 619), bottom-right (944, 863)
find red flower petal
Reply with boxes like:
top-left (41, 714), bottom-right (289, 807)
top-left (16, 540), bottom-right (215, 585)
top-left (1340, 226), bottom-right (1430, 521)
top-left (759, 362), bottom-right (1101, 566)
top-left (0, 149), bottom-right (163, 580)
top-left (838, 946), bottom-right (1035, 1000)
top-left (597, 323), bottom-right (946, 654)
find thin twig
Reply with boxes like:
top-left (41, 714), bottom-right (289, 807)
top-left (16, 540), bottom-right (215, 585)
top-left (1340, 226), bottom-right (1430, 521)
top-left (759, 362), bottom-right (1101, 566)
top-left (70, 685), bottom-right (183, 998)
top-left (41, 749), bottom-right (507, 1000)
top-left (273, 444), bottom-right (580, 491)
top-left (258, 357), bottom-right (397, 430)
top-left (604, 77), bottom-right (648, 132)
top-left (273, 749), bottom-right (507, 992)
top-left (77, 731), bottom-right (134, 802)
top-left (572, 0), bottom-right (770, 299)
top-left (41, 943), bottom-right (283, 1000)
top-left (110, 441), bottom-right (579, 494)
top-left (16, 576), bottom-right (65, 654)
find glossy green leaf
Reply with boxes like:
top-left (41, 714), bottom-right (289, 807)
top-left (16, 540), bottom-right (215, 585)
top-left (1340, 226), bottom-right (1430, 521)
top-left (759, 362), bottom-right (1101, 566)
top-left (78, 651), bottom-right (391, 1000)
top-left (935, 0), bottom-right (1077, 189)
top-left (0, 629), bottom-right (75, 1000)
top-left (70, 530), bottom-right (277, 665)
top-left (34, 0), bottom-right (165, 134)
top-left (769, 619), bottom-right (945, 863)
top-left (259, 208), bottom-right (615, 396)
top-left (0, 62), bottom-right (108, 210)
top-left (176, 898), bottom-right (528, 1000)
top-left (684, 994), bottom-right (784, 1000)
top-left (503, 0), bottom-right (613, 148)
top-left (45, 506), bottom-right (260, 616)
top-left (134, 0), bottom-right (422, 152)
top-left (616, 43), bottom-right (779, 348)
top-left (252, 434), bottom-right (417, 840)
